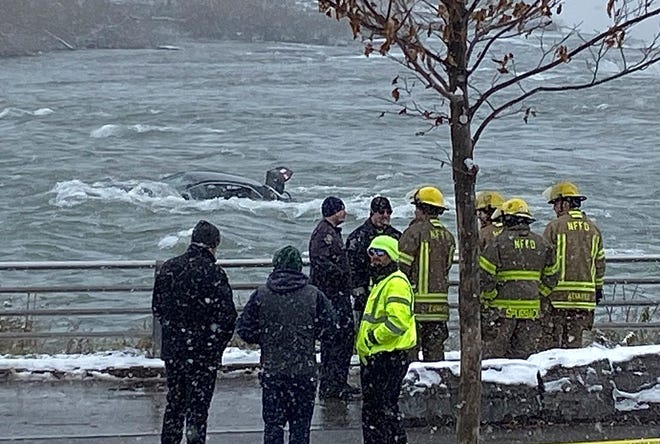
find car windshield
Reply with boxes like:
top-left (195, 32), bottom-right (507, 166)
top-left (187, 182), bottom-right (261, 200)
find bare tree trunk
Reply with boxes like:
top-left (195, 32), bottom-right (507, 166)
top-left (446, 2), bottom-right (481, 443)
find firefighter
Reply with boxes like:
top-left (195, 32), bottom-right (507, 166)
top-left (346, 196), bottom-right (402, 327)
top-left (308, 196), bottom-right (358, 400)
top-left (542, 182), bottom-right (606, 349)
top-left (398, 186), bottom-right (455, 362)
top-left (475, 190), bottom-right (505, 251)
top-left (479, 199), bottom-right (559, 359)
top-left (356, 235), bottom-right (416, 444)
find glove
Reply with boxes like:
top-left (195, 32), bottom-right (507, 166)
top-left (357, 331), bottom-right (376, 364)
top-left (351, 287), bottom-right (367, 311)
top-left (351, 287), bottom-right (366, 298)
top-left (595, 288), bottom-right (603, 305)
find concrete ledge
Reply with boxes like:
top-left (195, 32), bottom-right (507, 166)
top-left (402, 345), bottom-right (660, 426)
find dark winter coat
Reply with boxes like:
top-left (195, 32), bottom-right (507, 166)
top-left (152, 244), bottom-right (237, 361)
top-left (236, 269), bottom-right (337, 377)
top-left (346, 219), bottom-right (401, 311)
top-left (308, 219), bottom-right (351, 298)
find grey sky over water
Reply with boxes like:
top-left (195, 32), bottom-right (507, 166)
top-left (560, 0), bottom-right (659, 41)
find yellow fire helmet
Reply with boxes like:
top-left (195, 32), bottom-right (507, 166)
top-left (542, 181), bottom-right (587, 204)
top-left (491, 198), bottom-right (535, 221)
top-left (410, 186), bottom-right (446, 209)
top-left (475, 190), bottom-right (505, 211)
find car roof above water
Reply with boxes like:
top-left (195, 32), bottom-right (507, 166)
top-left (164, 171), bottom-right (263, 190)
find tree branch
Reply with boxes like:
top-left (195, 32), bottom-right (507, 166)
top-left (472, 54), bottom-right (660, 145)
top-left (470, 6), bottom-right (660, 116)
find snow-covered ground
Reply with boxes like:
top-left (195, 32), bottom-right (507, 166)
top-left (1, 345), bottom-right (657, 386)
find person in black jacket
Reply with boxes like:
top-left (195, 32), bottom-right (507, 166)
top-left (152, 220), bottom-right (237, 444)
top-left (308, 196), bottom-right (357, 400)
top-left (237, 246), bottom-right (337, 444)
top-left (346, 196), bottom-right (401, 326)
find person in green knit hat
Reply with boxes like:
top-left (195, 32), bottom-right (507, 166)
top-left (237, 245), bottom-right (337, 444)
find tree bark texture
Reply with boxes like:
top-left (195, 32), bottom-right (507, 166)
top-left (446, 1), bottom-right (482, 443)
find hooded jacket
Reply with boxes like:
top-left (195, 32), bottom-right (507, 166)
top-left (237, 269), bottom-right (337, 377)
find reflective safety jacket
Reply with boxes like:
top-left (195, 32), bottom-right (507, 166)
top-left (398, 217), bottom-right (455, 322)
top-left (479, 222), bottom-right (503, 251)
top-left (479, 224), bottom-right (559, 319)
top-left (543, 209), bottom-right (605, 311)
top-left (356, 270), bottom-right (416, 360)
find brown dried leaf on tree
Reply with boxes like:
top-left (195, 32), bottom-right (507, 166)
top-left (436, 2), bottom-right (448, 18)
top-left (350, 16), bottom-right (361, 38)
top-left (406, 47), bottom-right (419, 63)
top-left (364, 42), bottom-right (374, 57)
top-left (392, 88), bottom-right (400, 101)
top-left (523, 107), bottom-right (536, 123)
top-left (492, 53), bottom-right (514, 74)
top-left (379, 39), bottom-right (392, 55)
top-left (555, 45), bottom-right (570, 62)
top-left (607, 0), bottom-right (616, 18)
top-left (512, 1), bottom-right (531, 18)
top-left (606, 27), bottom-right (627, 48)
top-left (406, 24), bottom-right (417, 40)
top-left (472, 8), bottom-right (487, 28)
top-left (617, 29), bottom-right (626, 47)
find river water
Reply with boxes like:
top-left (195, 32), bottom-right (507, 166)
top-left (1, 39), bottom-right (659, 336)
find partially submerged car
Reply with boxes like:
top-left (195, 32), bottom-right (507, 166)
top-left (163, 167), bottom-right (293, 201)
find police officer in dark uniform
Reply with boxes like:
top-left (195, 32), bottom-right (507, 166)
top-left (152, 220), bottom-right (237, 444)
top-left (346, 196), bottom-right (401, 326)
top-left (237, 246), bottom-right (337, 444)
top-left (309, 196), bottom-right (358, 400)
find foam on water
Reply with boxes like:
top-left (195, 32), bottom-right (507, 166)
top-left (0, 106), bottom-right (54, 118)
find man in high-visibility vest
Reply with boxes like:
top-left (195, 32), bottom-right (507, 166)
top-left (479, 199), bottom-right (559, 359)
top-left (356, 235), bottom-right (416, 444)
top-left (542, 182), bottom-right (606, 349)
top-left (476, 190), bottom-right (505, 251)
top-left (398, 186), bottom-right (455, 361)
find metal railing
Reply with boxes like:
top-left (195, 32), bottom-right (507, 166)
top-left (1, 255), bottom-right (659, 351)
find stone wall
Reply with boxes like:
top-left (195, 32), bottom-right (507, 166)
top-left (401, 345), bottom-right (660, 425)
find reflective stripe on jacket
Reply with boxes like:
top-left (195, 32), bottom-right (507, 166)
top-left (543, 210), bottom-right (606, 311)
top-left (398, 218), bottom-right (455, 322)
top-left (479, 224), bottom-right (559, 319)
top-left (356, 270), bottom-right (417, 359)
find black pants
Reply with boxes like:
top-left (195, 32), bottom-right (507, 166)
top-left (262, 374), bottom-right (317, 444)
top-left (360, 350), bottom-right (410, 444)
top-left (161, 357), bottom-right (218, 444)
top-left (319, 296), bottom-right (354, 396)
top-left (414, 321), bottom-right (448, 362)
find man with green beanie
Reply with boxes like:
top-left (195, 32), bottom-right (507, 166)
top-left (357, 235), bottom-right (416, 444)
top-left (237, 245), bottom-right (337, 444)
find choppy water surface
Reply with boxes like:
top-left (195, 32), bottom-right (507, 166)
top-left (1, 40), bottom-right (659, 326)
